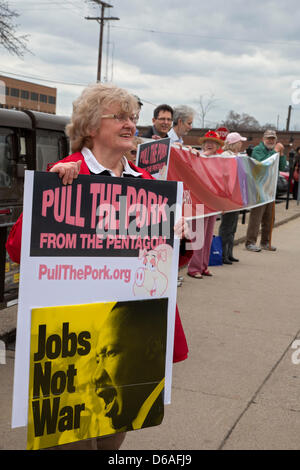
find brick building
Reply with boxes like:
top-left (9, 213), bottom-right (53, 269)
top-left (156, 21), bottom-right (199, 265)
top-left (0, 75), bottom-right (56, 114)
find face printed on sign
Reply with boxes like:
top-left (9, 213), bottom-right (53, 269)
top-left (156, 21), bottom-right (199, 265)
top-left (91, 300), bottom-right (167, 431)
top-left (27, 299), bottom-right (168, 449)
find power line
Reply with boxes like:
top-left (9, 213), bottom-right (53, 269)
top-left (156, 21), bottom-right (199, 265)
top-left (0, 69), bottom-right (86, 87)
top-left (110, 24), bottom-right (300, 48)
top-left (10, 0), bottom-right (87, 14)
top-left (11, 1), bottom-right (300, 47)
top-left (0, 69), bottom-right (157, 106)
top-left (10, 0), bottom-right (300, 47)
top-left (10, 0), bottom-right (83, 6)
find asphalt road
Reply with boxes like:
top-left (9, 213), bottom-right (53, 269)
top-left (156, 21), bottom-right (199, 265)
top-left (1, 216), bottom-right (300, 450)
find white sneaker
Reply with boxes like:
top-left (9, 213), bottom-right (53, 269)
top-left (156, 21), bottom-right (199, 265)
top-left (260, 244), bottom-right (277, 251)
top-left (246, 244), bottom-right (261, 252)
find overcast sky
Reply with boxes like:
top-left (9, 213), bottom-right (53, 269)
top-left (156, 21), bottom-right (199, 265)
top-left (3, 0), bottom-right (300, 130)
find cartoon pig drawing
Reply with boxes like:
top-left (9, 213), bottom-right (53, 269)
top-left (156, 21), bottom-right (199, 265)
top-left (133, 244), bottom-right (173, 297)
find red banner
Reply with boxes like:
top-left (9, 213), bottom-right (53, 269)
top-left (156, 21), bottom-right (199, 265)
top-left (167, 146), bottom-right (279, 218)
top-left (167, 146), bottom-right (244, 217)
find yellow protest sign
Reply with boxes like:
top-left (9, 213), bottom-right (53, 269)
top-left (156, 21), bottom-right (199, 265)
top-left (27, 298), bottom-right (168, 449)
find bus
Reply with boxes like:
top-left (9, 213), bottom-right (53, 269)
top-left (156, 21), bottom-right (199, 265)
top-left (0, 108), bottom-right (70, 307)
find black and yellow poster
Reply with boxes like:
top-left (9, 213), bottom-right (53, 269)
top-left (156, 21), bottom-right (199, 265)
top-left (13, 171), bottom-right (182, 437)
top-left (27, 298), bottom-right (168, 449)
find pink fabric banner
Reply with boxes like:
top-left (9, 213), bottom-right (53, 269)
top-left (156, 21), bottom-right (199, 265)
top-left (167, 146), bottom-right (279, 218)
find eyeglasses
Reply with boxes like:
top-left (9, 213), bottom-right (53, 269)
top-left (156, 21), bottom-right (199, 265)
top-left (156, 117), bottom-right (173, 122)
top-left (101, 113), bottom-right (139, 124)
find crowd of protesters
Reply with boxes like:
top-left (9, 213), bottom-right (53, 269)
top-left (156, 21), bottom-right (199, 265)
top-left (5, 83), bottom-right (297, 450)
top-left (137, 101), bottom-right (290, 276)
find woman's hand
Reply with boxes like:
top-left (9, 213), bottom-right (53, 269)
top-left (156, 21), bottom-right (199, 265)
top-left (50, 160), bottom-right (82, 185)
top-left (189, 147), bottom-right (201, 157)
top-left (174, 217), bottom-right (191, 240)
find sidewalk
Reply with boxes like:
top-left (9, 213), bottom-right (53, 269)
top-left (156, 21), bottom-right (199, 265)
top-left (1, 199), bottom-right (299, 339)
top-left (122, 209), bottom-right (300, 450)
top-left (214, 198), bottom-right (300, 245)
top-left (1, 198), bottom-right (300, 450)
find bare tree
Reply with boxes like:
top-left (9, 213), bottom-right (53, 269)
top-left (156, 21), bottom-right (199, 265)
top-left (221, 110), bottom-right (276, 132)
top-left (196, 93), bottom-right (218, 128)
top-left (0, 1), bottom-right (29, 56)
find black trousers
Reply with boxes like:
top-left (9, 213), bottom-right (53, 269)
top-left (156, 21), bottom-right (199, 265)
top-left (219, 212), bottom-right (239, 259)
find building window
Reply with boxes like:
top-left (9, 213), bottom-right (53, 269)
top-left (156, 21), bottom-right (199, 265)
top-left (10, 88), bottom-right (20, 97)
top-left (48, 96), bottom-right (56, 105)
top-left (21, 90), bottom-right (29, 99)
top-left (5, 87), bottom-right (9, 96)
top-left (39, 94), bottom-right (47, 103)
top-left (31, 92), bottom-right (38, 101)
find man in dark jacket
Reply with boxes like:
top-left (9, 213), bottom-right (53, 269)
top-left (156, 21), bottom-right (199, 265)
top-left (142, 104), bottom-right (173, 139)
top-left (245, 129), bottom-right (286, 252)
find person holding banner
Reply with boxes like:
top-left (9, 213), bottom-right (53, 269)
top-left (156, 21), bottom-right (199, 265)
top-left (168, 105), bottom-right (195, 145)
top-left (133, 95), bottom-right (143, 136)
top-left (6, 83), bottom-right (189, 450)
top-left (245, 129), bottom-right (286, 252)
top-left (188, 130), bottom-right (224, 279)
top-left (142, 104), bottom-right (174, 139)
top-left (219, 132), bottom-right (247, 264)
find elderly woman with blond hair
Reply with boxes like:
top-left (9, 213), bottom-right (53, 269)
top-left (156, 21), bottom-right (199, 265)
top-left (6, 82), bottom-right (189, 450)
top-left (219, 132), bottom-right (247, 264)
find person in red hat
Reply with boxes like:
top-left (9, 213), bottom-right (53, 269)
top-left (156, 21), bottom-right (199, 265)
top-left (215, 127), bottom-right (229, 154)
top-left (188, 131), bottom-right (224, 279)
top-left (198, 130), bottom-right (224, 156)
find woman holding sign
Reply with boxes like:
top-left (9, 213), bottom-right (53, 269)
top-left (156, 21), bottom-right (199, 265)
top-left (6, 83), bottom-right (189, 450)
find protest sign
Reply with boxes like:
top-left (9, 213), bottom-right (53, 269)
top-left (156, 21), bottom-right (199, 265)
top-left (216, 127), bottom-right (229, 141)
top-left (136, 138), bottom-right (171, 180)
top-left (12, 171), bottom-right (182, 446)
top-left (27, 298), bottom-right (168, 449)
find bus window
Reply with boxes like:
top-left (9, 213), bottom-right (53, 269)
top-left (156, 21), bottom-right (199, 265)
top-left (20, 136), bottom-right (26, 159)
top-left (36, 129), bottom-right (66, 171)
top-left (0, 128), bottom-right (13, 188)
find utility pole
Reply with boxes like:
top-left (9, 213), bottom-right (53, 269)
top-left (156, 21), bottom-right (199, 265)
top-left (85, 1), bottom-right (119, 82)
top-left (286, 105), bottom-right (292, 131)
